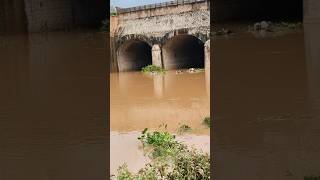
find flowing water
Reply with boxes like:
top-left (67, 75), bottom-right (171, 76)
top-left (110, 70), bottom-right (210, 174)
top-left (0, 30), bottom-right (108, 180)
top-left (213, 25), bottom-right (320, 179)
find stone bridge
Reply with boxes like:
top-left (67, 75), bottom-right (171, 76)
top-left (0, 0), bottom-right (107, 32)
top-left (111, 0), bottom-right (210, 72)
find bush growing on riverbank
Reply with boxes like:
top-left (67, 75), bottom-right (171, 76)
top-left (142, 65), bottom-right (166, 74)
top-left (115, 128), bottom-right (210, 180)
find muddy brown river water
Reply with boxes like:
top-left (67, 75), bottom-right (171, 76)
top-left (213, 25), bottom-right (320, 179)
top-left (110, 71), bottom-right (210, 134)
top-left (110, 70), bottom-right (210, 174)
top-left (0, 31), bottom-right (108, 180)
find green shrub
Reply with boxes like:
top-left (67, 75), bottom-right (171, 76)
top-left (141, 65), bottom-right (166, 74)
top-left (115, 128), bottom-right (210, 179)
top-left (116, 164), bottom-right (134, 180)
top-left (138, 128), bottom-right (177, 158)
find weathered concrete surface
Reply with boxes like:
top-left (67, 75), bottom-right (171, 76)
top-left (152, 44), bottom-right (162, 67)
top-left (204, 39), bottom-right (210, 71)
top-left (118, 10), bottom-right (209, 37)
top-left (110, 16), bottom-right (119, 37)
top-left (117, 1), bottom-right (209, 37)
top-left (113, 0), bottom-right (210, 71)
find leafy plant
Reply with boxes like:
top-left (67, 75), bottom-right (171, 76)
top-left (115, 128), bottom-right (210, 179)
top-left (116, 164), bottom-right (134, 180)
top-left (138, 128), bottom-right (177, 158)
top-left (141, 65), bottom-right (166, 74)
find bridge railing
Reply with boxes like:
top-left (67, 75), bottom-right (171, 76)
top-left (116, 0), bottom-right (208, 14)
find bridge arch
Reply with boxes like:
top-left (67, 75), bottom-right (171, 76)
top-left (117, 39), bottom-right (152, 72)
top-left (116, 35), bottom-right (155, 51)
top-left (162, 34), bottom-right (205, 70)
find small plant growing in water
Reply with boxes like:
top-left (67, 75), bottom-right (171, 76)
top-left (142, 65), bottom-right (166, 74)
top-left (203, 117), bottom-right (211, 128)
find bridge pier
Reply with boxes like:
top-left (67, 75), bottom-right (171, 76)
top-left (204, 40), bottom-right (210, 72)
top-left (152, 44), bottom-right (163, 68)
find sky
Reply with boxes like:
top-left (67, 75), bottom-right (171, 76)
top-left (111, 0), bottom-right (170, 8)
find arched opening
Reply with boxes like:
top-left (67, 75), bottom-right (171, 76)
top-left (162, 35), bottom-right (204, 70)
top-left (117, 40), bottom-right (152, 72)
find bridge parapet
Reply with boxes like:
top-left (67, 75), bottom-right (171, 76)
top-left (116, 0), bottom-right (209, 14)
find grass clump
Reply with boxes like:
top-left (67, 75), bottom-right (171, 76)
top-left (203, 117), bottom-right (211, 128)
top-left (115, 128), bottom-right (210, 180)
top-left (142, 65), bottom-right (166, 74)
top-left (177, 124), bottom-right (192, 135)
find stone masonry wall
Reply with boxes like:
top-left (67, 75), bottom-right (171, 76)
top-left (24, 0), bottom-right (73, 32)
top-left (119, 4), bottom-right (210, 36)
top-left (110, 16), bottom-right (118, 37)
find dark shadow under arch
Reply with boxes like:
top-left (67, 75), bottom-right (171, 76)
top-left (162, 35), bottom-right (204, 70)
top-left (117, 40), bottom-right (152, 72)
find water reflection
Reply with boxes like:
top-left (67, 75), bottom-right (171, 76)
top-left (110, 71), bottom-right (210, 134)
